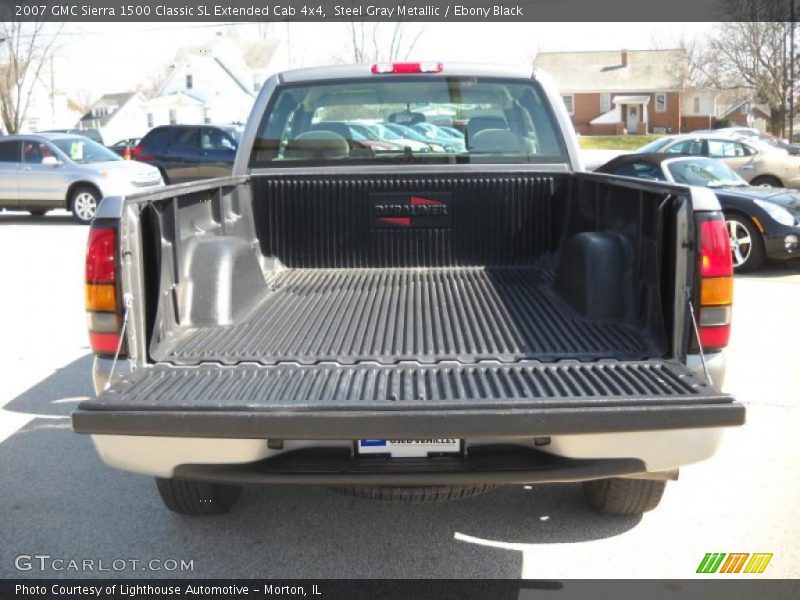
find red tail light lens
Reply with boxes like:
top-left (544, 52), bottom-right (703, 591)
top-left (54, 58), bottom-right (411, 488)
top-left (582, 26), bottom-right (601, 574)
top-left (371, 62), bottom-right (443, 74)
top-left (696, 215), bottom-right (733, 353)
top-left (85, 223), bottom-right (126, 357)
top-left (132, 145), bottom-right (152, 161)
top-left (85, 227), bottom-right (116, 283)
top-left (699, 219), bottom-right (733, 277)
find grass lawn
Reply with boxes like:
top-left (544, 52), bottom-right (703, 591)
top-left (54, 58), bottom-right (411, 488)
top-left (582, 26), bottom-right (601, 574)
top-left (578, 135), bottom-right (662, 150)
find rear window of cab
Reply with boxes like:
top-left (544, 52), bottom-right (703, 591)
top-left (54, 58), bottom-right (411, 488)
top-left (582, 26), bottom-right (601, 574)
top-left (249, 76), bottom-right (569, 168)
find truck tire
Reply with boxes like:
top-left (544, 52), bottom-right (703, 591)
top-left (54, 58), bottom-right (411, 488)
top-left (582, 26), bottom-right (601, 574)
top-left (155, 477), bottom-right (242, 515)
top-left (332, 484), bottom-right (496, 503)
top-left (582, 478), bottom-right (666, 515)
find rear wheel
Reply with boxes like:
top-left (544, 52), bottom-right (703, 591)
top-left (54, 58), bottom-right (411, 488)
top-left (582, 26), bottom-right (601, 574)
top-left (750, 175), bottom-right (782, 187)
top-left (69, 186), bottom-right (100, 224)
top-left (583, 478), bottom-right (666, 515)
top-left (332, 484), bottom-right (497, 503)
top-left (155, 477), bottom-right (242, 515)
top-left (726, 213), bottom-right (765, 272)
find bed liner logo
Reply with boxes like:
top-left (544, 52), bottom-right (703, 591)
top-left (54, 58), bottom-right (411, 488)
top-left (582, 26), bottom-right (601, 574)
top-left (370, 192), bottom-right (452, 228)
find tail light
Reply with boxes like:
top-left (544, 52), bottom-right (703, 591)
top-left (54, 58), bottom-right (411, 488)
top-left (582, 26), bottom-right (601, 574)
top-left (695, 214), bottom-right (733, 352)
top-left (131, 145), bottom-right (152, 161)
top-left (85, 222), bottom-right (126, 357)
top-left (371, 62), bottom-right (443, 74)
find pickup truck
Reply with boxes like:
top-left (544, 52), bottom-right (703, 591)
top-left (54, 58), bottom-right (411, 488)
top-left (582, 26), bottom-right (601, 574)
top-left (73, 62), bottom-right (744, 517)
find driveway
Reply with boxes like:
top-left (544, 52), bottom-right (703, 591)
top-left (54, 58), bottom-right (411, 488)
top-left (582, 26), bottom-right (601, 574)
top-left (0, 209), bottom-right (797, 578)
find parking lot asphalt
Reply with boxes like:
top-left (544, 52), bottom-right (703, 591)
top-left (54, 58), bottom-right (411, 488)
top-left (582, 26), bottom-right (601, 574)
top-left (0, 209), bottom-right (798, 579)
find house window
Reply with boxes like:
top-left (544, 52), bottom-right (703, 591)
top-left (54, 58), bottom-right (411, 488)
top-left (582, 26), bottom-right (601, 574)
top-left (169, 109), bottom-right (177, 125)
top-left (741, 103), bottom-right (749, 115)
top-left (253, 76), bottom-right (261, 92)
top-left (562, 94), bottom-right (574, 115)
top-left (186, 74), bottom-right (193, 90)
top-left (600, 93), bottom-right (611, 113)
top-left (693, 97), bottom-right (700, 114)
top-left (655, 93), bottom-right (667, 113)
top-left (203, 108), bottom-right (211, 124)
top-left (147, 113), bottom-right (153, 128)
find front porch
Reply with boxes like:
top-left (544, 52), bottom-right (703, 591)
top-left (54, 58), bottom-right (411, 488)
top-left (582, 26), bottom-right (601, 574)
top-left (589, 95), bottom-right (650, 135)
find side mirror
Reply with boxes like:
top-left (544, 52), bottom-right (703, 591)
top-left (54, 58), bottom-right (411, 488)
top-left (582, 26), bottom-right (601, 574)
top-left (42, 156), bottom-right (61, 167)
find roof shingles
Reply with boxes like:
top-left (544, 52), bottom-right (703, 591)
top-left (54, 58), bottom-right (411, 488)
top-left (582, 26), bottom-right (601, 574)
top-left (534, 49), bottom-right (688, 93)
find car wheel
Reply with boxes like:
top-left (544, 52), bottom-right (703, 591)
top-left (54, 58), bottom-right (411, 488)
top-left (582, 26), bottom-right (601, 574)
top-left (726, 214), bottom-right (765, 272)
top-left (69, 186), bottom-right (100, 224)
top-left (583, 478), bottom-right (666, 515)
top-left (155, 478), bottom-right (242, 516)
top-left (750, 175), bottom-right (782, 187)
top-left (28, 209), bottom-right (48, 216)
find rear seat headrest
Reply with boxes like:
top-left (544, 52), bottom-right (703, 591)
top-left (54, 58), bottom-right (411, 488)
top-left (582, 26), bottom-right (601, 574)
top-left (285, 131), bottom-right (349, 160)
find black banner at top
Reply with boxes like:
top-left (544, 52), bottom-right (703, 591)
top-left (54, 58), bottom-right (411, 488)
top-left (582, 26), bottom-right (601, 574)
top-left (0, 0), bottom-right (797, 22)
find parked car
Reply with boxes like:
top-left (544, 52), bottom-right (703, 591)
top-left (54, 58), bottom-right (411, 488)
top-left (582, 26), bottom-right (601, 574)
top-left (0, 133), bottom-right (163, 223)
top-left (132, 124), bottom-right (242, 184)
top-left (357, 121), bottom-right (433, 152)
top-left (636, 133), bottom-right (800, 188)
top-left (411, 122), bottom-right (466, 152)
top-left (695, 127), bottom-right (800, 156)
top-left (596, 153), bottom-right (800, 271)
top-left (40, 128), bottom-right (104, 145)
top-left (73, 62), bottom-right (742, 518)
top-left (108, 138), bottom-right (141, 158)
top-left (308, 121), bottom-right (402, 152)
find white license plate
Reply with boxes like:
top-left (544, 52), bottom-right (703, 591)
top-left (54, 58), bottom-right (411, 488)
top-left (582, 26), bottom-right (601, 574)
top-left (357, 439), bottom-right (462, 458)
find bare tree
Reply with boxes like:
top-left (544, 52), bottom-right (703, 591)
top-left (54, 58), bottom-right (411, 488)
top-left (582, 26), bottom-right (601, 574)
top-left (70, 88), bottom-right (96, 116)
top-left (346, 22), bottom-right (425, 63)
top-left (697, 1), bottom-right (792, 135)
top-left (0, 20), bottom-right (63, 133)
top-left (136, 64), bottom-right (170, 99)
top-left (649, 31), bottom-right (708, 87)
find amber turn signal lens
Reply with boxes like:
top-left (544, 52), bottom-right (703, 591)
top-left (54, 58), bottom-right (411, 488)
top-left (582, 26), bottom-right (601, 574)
top-left (700, 276), bottom-right (733, 307)
top-left (85, 283), bottom-right (116, 312)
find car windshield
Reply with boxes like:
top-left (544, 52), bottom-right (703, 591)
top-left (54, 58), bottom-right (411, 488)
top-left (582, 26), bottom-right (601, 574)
top-left (249, 76), bottom-right (568, 167)
top-left (52, 137), bottom-right (120, 164)
top-left (667, 158), bottom-right (748, 187)
top-left (636, 137), bottom-right (672, 153)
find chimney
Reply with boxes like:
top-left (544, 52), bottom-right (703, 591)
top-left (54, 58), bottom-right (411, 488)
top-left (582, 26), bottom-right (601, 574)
top-left (621, 50), bottom-right (628, 68)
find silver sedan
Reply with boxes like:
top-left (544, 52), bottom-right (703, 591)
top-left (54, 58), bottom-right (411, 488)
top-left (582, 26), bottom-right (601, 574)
top-left (0, 133), bottom-right (163, 223)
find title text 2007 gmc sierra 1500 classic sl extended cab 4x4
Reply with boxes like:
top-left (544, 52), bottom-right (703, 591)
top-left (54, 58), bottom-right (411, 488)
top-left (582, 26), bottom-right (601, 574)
top-left (73, 62), bottom-right (744, 516)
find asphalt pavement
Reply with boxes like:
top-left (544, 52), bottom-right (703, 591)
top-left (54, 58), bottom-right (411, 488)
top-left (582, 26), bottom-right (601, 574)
top-left (0, 209), bottom-right (798, 579)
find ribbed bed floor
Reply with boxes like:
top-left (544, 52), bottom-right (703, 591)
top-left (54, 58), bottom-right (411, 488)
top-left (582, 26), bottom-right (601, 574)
top-left (162, 267), bottom-right (656, 366)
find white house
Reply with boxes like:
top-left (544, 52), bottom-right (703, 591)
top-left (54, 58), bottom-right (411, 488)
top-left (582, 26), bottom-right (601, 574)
top-left (77, 92), bottom-right (148, 143)
top-left (142, 30), bottom-right (288, 128)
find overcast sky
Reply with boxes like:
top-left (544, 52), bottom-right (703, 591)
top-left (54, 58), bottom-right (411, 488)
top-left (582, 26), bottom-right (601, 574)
top-left (49, 21), bottom-right (714, 98)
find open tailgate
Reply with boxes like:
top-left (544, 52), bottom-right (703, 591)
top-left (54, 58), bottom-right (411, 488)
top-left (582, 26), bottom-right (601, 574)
top-left (73, 360), bottom-right (743, 439)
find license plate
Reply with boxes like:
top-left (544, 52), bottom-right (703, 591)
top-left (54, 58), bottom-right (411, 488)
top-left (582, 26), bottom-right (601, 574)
top-left (357, 439), bottom-right (462, 458)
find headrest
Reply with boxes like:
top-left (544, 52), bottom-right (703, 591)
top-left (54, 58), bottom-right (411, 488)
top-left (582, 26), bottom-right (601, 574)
top-left (284, 131), bottom-right (349, 160)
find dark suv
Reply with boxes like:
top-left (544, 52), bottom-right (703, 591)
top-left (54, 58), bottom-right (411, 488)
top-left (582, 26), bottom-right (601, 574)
top-left (132, 124), bottom-right (242, 184)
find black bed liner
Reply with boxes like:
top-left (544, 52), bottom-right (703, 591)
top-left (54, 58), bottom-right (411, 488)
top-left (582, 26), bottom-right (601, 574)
top-left (73, 359), bottom-right (743, 439)
top-left (158, 267), bottom-right (656, 366)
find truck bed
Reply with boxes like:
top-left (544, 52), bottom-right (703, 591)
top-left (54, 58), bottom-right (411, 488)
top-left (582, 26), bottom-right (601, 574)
top-left (158, 266), bottom-right (656, 366)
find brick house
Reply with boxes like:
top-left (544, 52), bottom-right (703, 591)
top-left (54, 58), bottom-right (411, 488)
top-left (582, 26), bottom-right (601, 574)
top-left (534, 49), bottom-right (717, 135)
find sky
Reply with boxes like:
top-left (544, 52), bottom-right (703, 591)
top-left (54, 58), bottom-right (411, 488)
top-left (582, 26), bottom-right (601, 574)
top-left (46, 21), bottom-right (715, 99)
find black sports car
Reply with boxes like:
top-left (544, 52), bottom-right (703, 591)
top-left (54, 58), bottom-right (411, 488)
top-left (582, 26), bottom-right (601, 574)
top-left (596, 153), bottom-right (800, 271)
